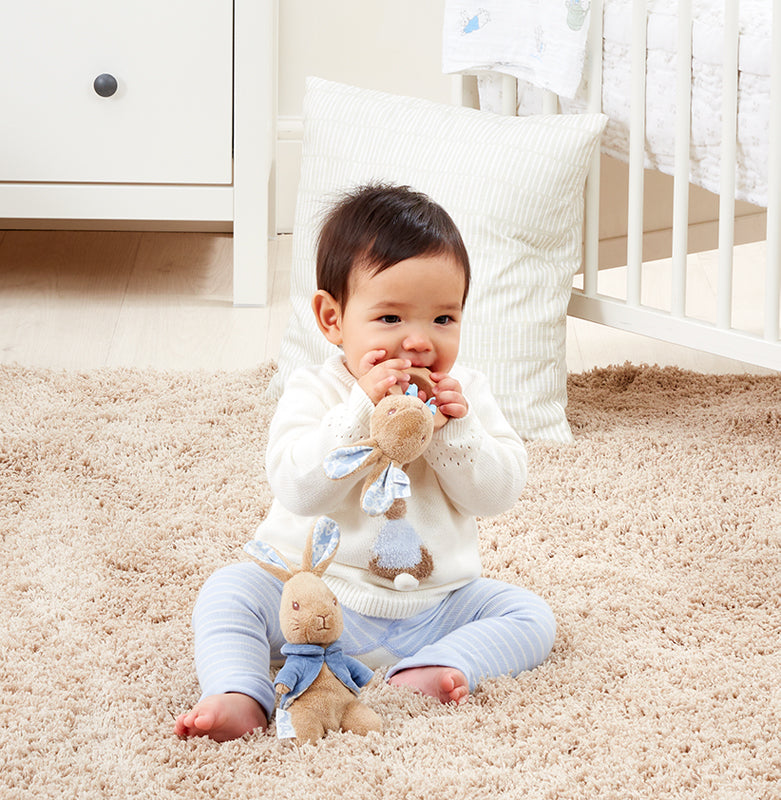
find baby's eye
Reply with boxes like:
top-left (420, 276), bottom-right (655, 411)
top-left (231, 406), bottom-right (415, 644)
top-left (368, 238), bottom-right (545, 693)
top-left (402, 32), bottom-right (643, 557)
top-left (434, 315), bottom-right (454, 325)
top-left (380, 314), bottom-right (401, 324)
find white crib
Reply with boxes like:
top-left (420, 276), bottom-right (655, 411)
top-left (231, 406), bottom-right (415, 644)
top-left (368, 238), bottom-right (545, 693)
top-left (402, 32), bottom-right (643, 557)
top-left (454, 0), bottom-right (781, 371)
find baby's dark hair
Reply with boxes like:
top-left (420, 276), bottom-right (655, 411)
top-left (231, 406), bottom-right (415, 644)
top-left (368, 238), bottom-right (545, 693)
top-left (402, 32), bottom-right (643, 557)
top-left (316, 183), bottom-right (470, 308)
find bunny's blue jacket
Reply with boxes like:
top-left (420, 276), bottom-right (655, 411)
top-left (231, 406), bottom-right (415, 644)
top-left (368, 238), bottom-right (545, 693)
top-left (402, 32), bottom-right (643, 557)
top-left (275, 642), bottom-right (374, 709)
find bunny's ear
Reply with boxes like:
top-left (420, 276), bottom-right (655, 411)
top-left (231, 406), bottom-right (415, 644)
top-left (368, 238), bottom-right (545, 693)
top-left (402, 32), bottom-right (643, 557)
top-left (323, 444), bottom-right (377, 479)
top-left (243, 540), bottom-right (295, 583)
top-left (406, 382), bottom-right (437, 415)
top-left (303, 517), bottom-right (341, 577)
top-left (361, 464), bottom-right (411, 516)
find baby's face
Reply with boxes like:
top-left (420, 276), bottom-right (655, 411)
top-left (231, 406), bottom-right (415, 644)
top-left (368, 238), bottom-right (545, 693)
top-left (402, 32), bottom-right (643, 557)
top-left (337, 253), bottom-right (466, 380)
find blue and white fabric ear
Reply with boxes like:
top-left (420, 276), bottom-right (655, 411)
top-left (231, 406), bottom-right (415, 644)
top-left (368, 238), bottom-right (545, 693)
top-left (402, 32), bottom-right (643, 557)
top-left (244, 516), bottom-right (341, 578)
top-left (243, 539), bottom-right (292, 572)
top-left (323, 445), bottom-right (375, 480)
top-left (325, 443), bottom-right (410, 516)
top-left (361, 465), bottom-right (410, 516)
top-left (406, 383), bottom-right (438, 414)
top-left (309, 516), bottom-right (340, 567)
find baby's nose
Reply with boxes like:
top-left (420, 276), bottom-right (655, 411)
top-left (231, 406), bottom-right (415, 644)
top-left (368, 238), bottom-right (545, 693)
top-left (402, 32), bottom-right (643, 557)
top-left (402, 330), bottom-right (432, 351)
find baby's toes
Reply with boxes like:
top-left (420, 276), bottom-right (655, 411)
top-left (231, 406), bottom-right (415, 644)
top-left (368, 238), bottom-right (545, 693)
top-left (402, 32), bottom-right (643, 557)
top-left (450, 684), bottom-right (469, 705)
top-left (439, 670), bottom-right (469, 705)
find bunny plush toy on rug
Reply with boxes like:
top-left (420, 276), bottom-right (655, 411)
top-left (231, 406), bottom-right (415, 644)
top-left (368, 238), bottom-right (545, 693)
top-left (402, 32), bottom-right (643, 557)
top-left (244, 517), bottom-right (383, 744)
top-left (323, 367), bottom-right (441, 591)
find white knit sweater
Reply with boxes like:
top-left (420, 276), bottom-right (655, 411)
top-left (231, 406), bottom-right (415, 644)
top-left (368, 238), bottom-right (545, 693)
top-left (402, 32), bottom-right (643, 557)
top-left (250, 356), bottom-right (528, 619)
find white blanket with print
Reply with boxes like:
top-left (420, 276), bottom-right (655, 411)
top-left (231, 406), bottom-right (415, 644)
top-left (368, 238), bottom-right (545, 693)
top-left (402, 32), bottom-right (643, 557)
top-left (442, 0), bottom-right (592, 99)
top-left (451, 0), bottom-right (772, 208)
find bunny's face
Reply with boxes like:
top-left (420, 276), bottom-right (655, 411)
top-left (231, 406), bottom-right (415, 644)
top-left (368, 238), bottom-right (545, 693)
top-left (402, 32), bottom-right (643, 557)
top-left (371, 394), bottom-right (435, 465)
top-left (279, 571), bottom-right (345, 646)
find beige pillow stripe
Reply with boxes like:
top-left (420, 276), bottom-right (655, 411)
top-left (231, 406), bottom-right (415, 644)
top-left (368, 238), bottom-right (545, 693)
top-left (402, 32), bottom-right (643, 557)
top-left (269, 78), bottom-right (606, 442)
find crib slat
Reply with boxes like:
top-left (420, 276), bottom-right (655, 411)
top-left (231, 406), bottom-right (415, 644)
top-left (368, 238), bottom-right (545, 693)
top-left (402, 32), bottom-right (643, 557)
top-left (568, 0), bottom-right (780, 367)
top-left (717, 0), bottom-right (740, 330)
top-left (583, 0), bottom-right (604, 297)
top-left (541, 90), bottom-right (559, 115)
top-left (627, 0), bottom-right (648, 306)
top-left (501, 74), bottom-right (518, 116)
top-left (767, 0), bottom-right (781, 342)
top-left (671, 0), bottom-right (693, 318)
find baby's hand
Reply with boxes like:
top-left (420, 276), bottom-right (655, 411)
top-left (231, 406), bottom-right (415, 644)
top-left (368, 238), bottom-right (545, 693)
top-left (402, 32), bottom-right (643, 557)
top-left (430, 372), bottom-right (468, 430)
top-left (357, 350), bottom-right (412, 405)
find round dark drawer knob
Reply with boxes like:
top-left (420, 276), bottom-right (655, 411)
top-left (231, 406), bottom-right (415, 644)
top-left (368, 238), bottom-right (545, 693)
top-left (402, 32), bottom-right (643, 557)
top-left (93, 73), bottom-right (118, 98)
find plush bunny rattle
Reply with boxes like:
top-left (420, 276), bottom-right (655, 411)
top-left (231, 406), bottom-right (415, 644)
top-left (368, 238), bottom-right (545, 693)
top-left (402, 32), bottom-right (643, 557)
top-left (400, 367), bottom-right (447, 428)
top-left (244, 517), bottom-right (382, 744)
top-left (323, 368), bottom-right (441, 591)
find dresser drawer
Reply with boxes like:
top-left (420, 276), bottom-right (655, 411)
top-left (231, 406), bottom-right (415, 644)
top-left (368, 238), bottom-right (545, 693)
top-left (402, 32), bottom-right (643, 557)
top-left (0, 0), bottom-right (233, 185)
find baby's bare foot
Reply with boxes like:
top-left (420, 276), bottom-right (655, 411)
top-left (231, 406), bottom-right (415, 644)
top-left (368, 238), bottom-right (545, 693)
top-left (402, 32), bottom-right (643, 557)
top-left (388, 666), bottom-right (469, 705)
top-left (174, 693), bottom-right (267, 742)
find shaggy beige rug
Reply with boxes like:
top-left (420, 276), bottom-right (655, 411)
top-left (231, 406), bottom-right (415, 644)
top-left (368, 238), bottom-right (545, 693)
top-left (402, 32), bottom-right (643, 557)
top-left (1, 362), bottom-right (779, 799)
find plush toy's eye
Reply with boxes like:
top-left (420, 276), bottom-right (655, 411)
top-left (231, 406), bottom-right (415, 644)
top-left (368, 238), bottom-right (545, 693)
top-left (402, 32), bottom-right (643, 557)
top-left (292, 601), bottom-right (300, 611)
top-left (387, 408), bottom-right (397, 415)
top-left (333, 598), bottom-right (338, 606)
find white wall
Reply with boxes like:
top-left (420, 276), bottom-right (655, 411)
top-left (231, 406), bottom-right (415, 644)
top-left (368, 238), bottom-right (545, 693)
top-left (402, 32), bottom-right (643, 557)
top-left (275, 0), bottom-right (453, 231)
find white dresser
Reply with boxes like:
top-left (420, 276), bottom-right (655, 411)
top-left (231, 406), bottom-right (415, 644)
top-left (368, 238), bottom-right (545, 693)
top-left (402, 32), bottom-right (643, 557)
top-left (0, 0), bottom-right (275, 306)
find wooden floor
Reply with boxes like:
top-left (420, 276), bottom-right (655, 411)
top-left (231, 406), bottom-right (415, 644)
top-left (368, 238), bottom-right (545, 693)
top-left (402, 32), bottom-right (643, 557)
top-left (0, 229), bottom-right (776, 374)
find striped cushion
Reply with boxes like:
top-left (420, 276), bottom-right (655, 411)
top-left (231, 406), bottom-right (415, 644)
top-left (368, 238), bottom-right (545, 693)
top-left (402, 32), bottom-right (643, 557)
top-left (268, 77), bottom-right (605, 441)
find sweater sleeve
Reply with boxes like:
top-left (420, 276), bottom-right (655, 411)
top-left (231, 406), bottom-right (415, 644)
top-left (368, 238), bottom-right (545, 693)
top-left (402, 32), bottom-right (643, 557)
top-left (423, 369), bottom-right (527, 517)
top-left (266, 365), bottom-right (376, 516)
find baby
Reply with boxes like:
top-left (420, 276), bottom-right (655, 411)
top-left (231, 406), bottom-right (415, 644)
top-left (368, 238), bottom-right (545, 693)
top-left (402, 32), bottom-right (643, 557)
top-left (176, 183), bottom-right (555, 741)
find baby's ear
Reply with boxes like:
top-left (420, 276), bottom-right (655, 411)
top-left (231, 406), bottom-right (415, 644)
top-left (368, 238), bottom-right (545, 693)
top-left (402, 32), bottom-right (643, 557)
top-left (312, 290), bottom-right (343, 346)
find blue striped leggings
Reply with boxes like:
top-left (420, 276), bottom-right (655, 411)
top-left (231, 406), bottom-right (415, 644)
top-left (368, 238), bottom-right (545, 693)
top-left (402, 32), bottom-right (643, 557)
top-left (192, 562), bottom-right (556, 719)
